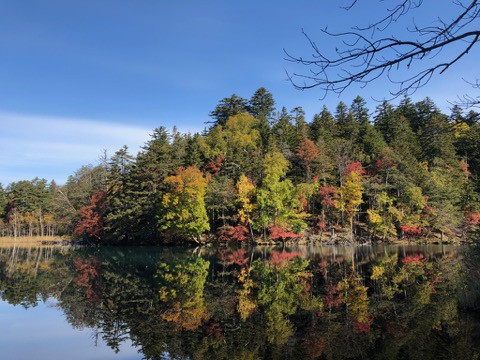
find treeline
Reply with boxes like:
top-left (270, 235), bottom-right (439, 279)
top-left (1, 88), bottom-right (480, 244)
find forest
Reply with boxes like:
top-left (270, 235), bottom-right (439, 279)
top-left (1, 88), bottom-right (480, 244)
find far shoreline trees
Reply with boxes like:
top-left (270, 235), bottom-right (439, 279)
top-left (1, 88), bottom-right (479, 245)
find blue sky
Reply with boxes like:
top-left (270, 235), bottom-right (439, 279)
top-left (1, 1), bottom-right (478, 184)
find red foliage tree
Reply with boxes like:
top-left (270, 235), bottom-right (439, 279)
top-left (75, 190), bottom-right (107, 239)
top-left (317, 185), bottom-right (339, 234)
top-left (400, 225), bottom-right (422, 237)
top-left (296, 138), bottom-right (319, 180)
top-left (374, 149), bottom-right (397, 174)
top-left (353, 317), bottom-right (373, 333)
top-left (217, 225), bottom-right (249, 242)
top-left (346, 161), bottom-right (366, 176)
top-left (204, 155), bottom-right (225, 175)
top-left (465, 208), bottom-right (480, 227)
top-left (460, 160), bottom-right (471, 177)
top-left (268, 223), bottom-right (301, 243)
top-left (318, 186), bottom-right (338, 209)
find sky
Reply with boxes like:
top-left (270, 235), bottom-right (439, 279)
top-left (0, 0), bottom-right (478, 185)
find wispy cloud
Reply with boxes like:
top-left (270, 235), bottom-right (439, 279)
top-left (0, 112), bottom-right (152, 185)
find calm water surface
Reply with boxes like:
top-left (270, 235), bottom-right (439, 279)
top-left (1, 244), bottom-right (479, 359)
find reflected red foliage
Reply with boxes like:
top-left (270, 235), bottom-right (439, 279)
top-left (269, 251), bottom-right (303, 268)
top-left (302, 332), bottom-right (326, 358)
top-left (205, 320), bottom-right (223, 339)
top-left (318, 260), bottom-right (328, 269)
top-left (429, 278), bottom-right (442, 293)
top-left (73, 257), bottom-right (102, 302)
top-left (402, 254), bottom-right (426, 265)
top-left (323, 284), bottom-right (342, 309)
top-left (219, 249), bottom-right (250, 267)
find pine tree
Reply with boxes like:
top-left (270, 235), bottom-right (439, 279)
top-left (209, 94), bottom-right (248, 127)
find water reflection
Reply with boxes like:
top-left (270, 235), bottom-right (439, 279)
top-left (0, 244), bottom-right (479, 359)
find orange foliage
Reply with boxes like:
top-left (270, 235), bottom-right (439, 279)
top-left (75, 190), bottom-right (107, 239)
top-left (346, 161), bottom-right (366, 176)
top-left (460, 160), bottom-right (471, 177)
top-left (465, 209), bottom-right (480, 226)
top-left (204, 155), bottom-right (225, 175)
top-left (297, 138), bottom-right (319, 178)
top-left (318, 186), bottom-right (338, 209)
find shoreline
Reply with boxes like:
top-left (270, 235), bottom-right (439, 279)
top-left (0, 236), bottom-right (73, 248)
top-left (0, 234), bottom-right (473, 248)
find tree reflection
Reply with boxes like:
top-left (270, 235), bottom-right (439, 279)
top-left (0, 245), bottom-right (479, 359)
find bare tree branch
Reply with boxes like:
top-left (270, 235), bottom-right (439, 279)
top-left (285, 0), bottom-right (480, 103)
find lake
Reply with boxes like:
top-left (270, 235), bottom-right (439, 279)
top-left (1, 244), bottom-right (479, 359)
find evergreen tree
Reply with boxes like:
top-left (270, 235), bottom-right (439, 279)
top-left (350, 96), bottom-right (370, 126)
top-left (419, 113), bottom-right (456, 164)
top-left (104, 146), bottom-right (136, 243)
top-left (272, 107), bottom-right (297, 158)
top-left (310, 105), bottom-right (336, 143)
top-left (248, 87), bottom-right (275, 121)
top-left (209, 94), bottom-right (248, 127)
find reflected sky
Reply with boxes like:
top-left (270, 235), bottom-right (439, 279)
top-left (0, 298), bottom-right (141, 360)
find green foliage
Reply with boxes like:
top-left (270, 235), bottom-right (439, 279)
top-left (256, 151), bottom-right (306, 233)
top-left (3, 93), bottom-right (479, 243)
top-left (209, 94), bottom-right (248, 127)
top-left (159, 166), bottom-right (210, 243)
top-left (237, 256), bottom-right (322, 346)
top-left (156, 256), bottom-right (210, 330)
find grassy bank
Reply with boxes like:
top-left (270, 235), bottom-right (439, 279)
top-left (0, 236), bottom-right (72, 248)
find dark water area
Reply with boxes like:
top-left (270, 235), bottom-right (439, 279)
top-left (1, 244), bottom-right (480, 359)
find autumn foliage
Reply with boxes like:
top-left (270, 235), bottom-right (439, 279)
top-left (400, 225), bottom-right (422, 236)
top-left (75, 190), bottom-right (107, 239)
top-left (269, 250), bottom-right (303, 268)
top-left (73, 257), bottom-right (102, 302)
top-left (296, 137), bottom-right (319, 180)
top-left (219, 248), bottom-right (250, 267)
top-left (402, 254), bottom-right (426, 265)
top-left (268, 223), bottom-right (301, 242)
top-left (217, 225), bottom-right (250, 242)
